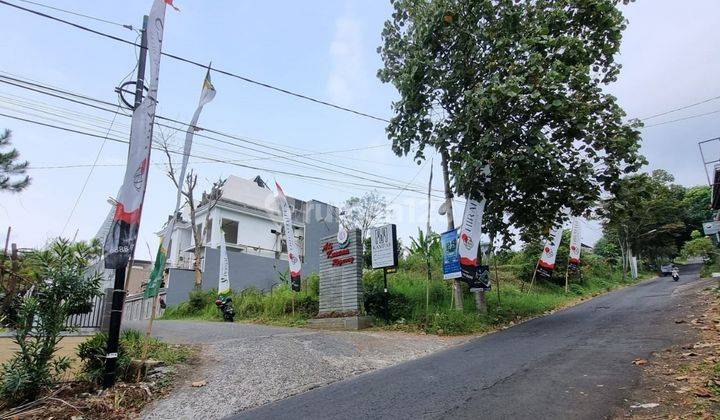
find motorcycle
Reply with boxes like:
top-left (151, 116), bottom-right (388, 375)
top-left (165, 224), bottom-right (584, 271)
top-left (215, 296), bottom-right (235, 322)
top-left (672, 272), bottom-right (680, 282)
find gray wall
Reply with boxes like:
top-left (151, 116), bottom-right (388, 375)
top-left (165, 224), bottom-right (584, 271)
top-left (165, 247), bottom-right (288, 306)
top-left (165, 200), bottom-right (338, 307)
top-left (304, 200), bottom-right (339, 276)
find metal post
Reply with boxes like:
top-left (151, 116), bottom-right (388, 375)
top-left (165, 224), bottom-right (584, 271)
top-left (103, 15), bottom-right (149, 389)
top-left (383, 268), bottom-right (389, 324)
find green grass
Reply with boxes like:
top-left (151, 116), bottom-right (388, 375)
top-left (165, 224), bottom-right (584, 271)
top-left (161, 274), bottom-right (319, 325)
top-left (161, 254), bottom-right (646, 336)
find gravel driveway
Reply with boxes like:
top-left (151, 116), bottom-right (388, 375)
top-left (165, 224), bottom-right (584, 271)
top-left (124, 320), bottom-right (466, 419)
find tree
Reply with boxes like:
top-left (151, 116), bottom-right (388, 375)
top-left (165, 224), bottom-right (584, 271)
top-left (341, 191), bottom-right (392, 239)
top-left (0, 239), bottom-right (101, 404)
top-left (680, 186), bottom-right (712, 239)
top-left (599, 170), bottom-right (686, 273)
top-left (377, 0), bottom-right (644, 246)
top-left (161, 137), bottom-right (225, 289)
top-left (0, 129), bottom-right (30, 192)
top-left (680, 230), bottom-right (716, 261)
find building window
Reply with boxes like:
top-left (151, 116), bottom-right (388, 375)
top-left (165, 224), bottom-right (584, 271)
top-left (205, 218), bottom-right (213, 243)
top-left (222, 219), bottom-right (239, 244)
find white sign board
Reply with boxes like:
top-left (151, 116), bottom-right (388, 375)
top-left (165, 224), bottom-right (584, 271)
top-left (702, 221), bottom-right (720, 235)
top-left (371, 224), bottom-right (397, 269)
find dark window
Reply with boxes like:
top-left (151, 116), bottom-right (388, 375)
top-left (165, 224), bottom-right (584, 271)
top-left (222, 219), bottom-right (239, 244)
top-left (205, 218), bottom-right (213, 243)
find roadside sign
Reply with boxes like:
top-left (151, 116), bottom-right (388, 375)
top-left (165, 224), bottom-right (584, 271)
top-left (468, 265), bottom-right (491, 291)
top-left (441, 229), bottom-right (462, 279)
top-left (371, 224), bottom-right (398, 269)
top-left (702, 220), bottom-right (720, 235)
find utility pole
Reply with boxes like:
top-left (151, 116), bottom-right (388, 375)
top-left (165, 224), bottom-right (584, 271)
top-left (440, 150), bottom-right (463, 310)
top-left (103, 15), bottom-right (149, 389)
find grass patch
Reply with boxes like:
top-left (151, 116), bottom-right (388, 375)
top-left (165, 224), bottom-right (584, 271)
top-left (162, 253), bottom-right (648, 336)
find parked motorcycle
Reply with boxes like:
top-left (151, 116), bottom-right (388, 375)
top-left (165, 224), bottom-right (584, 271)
top-left (215, 296), bottom-right (235, 322)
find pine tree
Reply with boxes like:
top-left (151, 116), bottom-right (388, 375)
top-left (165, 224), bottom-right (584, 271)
top-left (0, 129), bottom-right (30, 192)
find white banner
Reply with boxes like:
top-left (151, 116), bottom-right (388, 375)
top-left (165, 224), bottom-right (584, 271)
top-left (458, 198), bottom-right (487, 270)
top-left (275, 182), bottom-right (302, 283)
top-left (568, 217), bottom-right (582, 265)
top-left (218, 231), bottom-right (230, 295)
top-left (160, 69), bottom-right (216, 254)
top-left (103, 0), bottom-right (169, 269)
top-left (539, 227), bottom-right (564, 270)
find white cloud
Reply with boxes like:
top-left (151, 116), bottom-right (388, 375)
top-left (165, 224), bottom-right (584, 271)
top-left (327, 16), bottom-right (363, 106)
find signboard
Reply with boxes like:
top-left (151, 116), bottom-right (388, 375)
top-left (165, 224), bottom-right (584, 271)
top-left (441, 229), bottom-right (461, 279)
top-left (468, 265), bottom-right (491, 291)
top-left (458, 199), bottom-right (486, 282)
top-left (318, 229), bottom-right (363, 314)
top-left (371, 224), bottom-right (398, 269)
top-left (702, 220), bottom-right (720, 235)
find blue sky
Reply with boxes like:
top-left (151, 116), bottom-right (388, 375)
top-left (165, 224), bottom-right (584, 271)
top-left (0, 0), bottom-right (719, 258)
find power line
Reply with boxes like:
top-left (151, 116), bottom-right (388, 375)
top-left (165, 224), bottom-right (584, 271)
top-left (0, 74), bottom-right (443, 196)
top-left (643, 109), bottom-right (720, 128)
top-left (13, 0), bottom-right (136, 31)
top-left (638, 95), bottom-right (720, 121)
top-left (0, 0), bottom-right (391, 123)
top-left (0, 111), bottom-right (437, 193)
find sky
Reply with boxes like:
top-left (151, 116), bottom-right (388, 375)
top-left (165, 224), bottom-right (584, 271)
top-left (0, 0), bottom-right (718, 259)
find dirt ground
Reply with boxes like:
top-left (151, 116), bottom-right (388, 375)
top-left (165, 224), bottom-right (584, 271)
top-left (0, 335), bottom-right (88, 375)
top-left (612, 282), bottom-right (720, 419)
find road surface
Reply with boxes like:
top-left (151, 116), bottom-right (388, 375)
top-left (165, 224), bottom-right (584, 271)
top-left (235, 265), bottom-right (707, 420)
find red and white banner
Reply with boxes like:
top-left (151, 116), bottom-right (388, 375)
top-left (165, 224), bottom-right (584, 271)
top-left (275, 182), bottom-right (302, 290)
top-left (568, 217), bottom-right (582, 265)
top-left (104, 0), bottom-right (169, 269)
top-left (538, 227), bottom-right (563, 271)
top-left (458, 198), bottom-right (486, 275)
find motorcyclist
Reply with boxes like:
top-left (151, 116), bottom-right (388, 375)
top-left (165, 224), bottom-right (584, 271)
top-left (671, 266), bottom-right (680, 281)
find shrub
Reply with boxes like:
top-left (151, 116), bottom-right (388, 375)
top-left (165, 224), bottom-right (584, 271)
top-left (0, 239), bottom-right (101, 405)
top-left (77, 329), bottom-right (192, 384)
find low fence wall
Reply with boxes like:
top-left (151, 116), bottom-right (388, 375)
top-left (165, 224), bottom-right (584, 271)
top-left (122, 289), bottom-right (166, 323)
top-left (65, 294), bottom-right (104, 330)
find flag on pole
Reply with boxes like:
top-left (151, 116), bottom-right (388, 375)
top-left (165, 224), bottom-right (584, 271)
top-left (537, 227), bottom-right (564, 278)
top-left (143, 67), bottom-right (216, 290)
top-left (457, 165), bottom-right (490, 289)
top-left (103, 0), bottom-right (169, 269)
top-left (218, 230), bottom-right (231, 295)
top-left (275, 182), bottom-right (302, 291)
top-left (144, 235), bottom-right (167, 299)
top-left (568, 217), bottom-right (582, 268)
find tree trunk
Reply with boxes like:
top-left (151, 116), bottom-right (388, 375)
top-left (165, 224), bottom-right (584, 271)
top-left (474, 288), bottom-right (487, 313)
top-left (188, 199), bottom-right (203, 289)
top-left (441, 149), bottom-right (464, 311)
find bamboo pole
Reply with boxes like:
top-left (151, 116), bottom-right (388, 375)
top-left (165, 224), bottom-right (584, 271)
top-left (526, 259), bottom-right (540, 294)
top-left (136, 292), bottom-right (159, 382)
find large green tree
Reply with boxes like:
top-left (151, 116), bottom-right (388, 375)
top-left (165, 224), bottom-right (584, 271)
top-left (599, 170), bottom-right (686, 267)
top-left (378, 0), bottom-right (643, 246)
top-left (0, 129), bottom-right (30, 193)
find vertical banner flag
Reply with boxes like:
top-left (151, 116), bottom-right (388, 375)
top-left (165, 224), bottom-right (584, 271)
top-left (537, 227), bottom-right (564, 278)
top-left (441, 229), bottom-right (461, 279)
top-left (103, 0), bottom-right (169, 269)
top-left (458, 198), bottom-right (487, 285)
top-left (218, 230), bottom-right (231, 295)
top-left (568, 217), bottom-right (582, 270)
top-left (275, 182), bottom-right (302, 291)
top-left (144, 235), bottom-right (167, 299)
top-left (144, 68), bottom-right (216, 287)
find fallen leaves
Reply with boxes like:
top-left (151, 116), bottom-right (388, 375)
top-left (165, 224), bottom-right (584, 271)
top-left (632, 358), bottom-right (648, 366)
top-left (693, 387), bottom-right (713, 398)
top-left (191, 380), bottom-right (207, 387)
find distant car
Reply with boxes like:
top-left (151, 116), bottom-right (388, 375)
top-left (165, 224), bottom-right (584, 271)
top-left (660, 264), bottom-right (675, 276)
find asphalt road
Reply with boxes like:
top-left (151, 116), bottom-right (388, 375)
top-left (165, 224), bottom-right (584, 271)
top-left (235, 265), bottom-right (708, 420)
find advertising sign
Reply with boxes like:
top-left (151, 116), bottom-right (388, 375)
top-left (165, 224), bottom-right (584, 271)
top-left (371, 224), bottom-right (398, 269)
top-left (441, 229), bottom-right (461, 279)
top-left (468, 265), bottom-right (491, 291)
top-left (458, 198), bottom-right (487, 282)
top-left (702, 220), bottom-right (720, 235)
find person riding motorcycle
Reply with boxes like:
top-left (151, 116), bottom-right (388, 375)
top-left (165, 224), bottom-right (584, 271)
top-left (671, 266), bottom-right (680, 281)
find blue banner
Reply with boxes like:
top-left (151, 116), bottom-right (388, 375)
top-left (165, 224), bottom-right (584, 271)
top-left (441, 229), bottom-right (461, 279)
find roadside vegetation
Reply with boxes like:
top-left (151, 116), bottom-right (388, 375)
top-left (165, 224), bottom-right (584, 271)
top-left (0, 239), bottom-right (193, 417)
